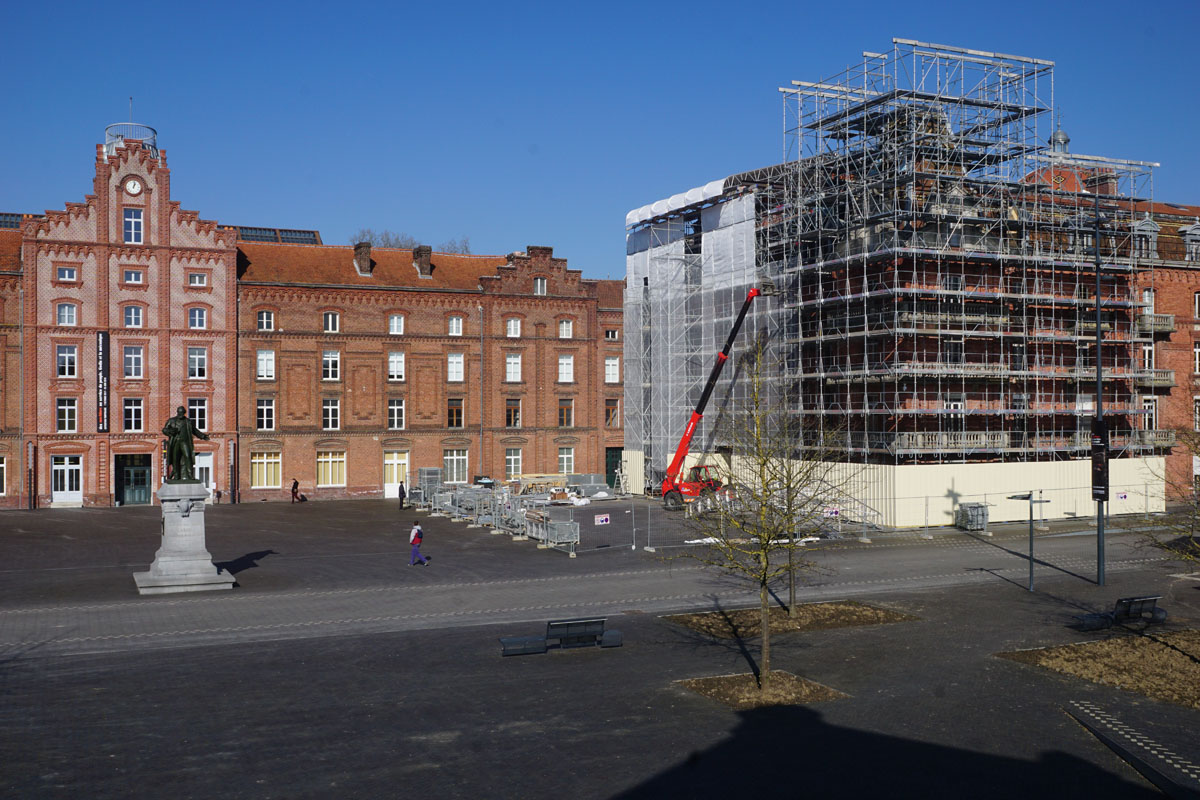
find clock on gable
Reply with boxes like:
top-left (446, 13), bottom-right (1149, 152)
top-left (124, 178), bottom-right (143, 196)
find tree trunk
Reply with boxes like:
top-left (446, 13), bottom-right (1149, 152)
top-left (759, 581), bottom-right (771, 692)
top-left (788, 546), bottom-right (796, 618)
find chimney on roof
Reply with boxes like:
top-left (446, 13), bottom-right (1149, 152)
top-left (413, 244), bottom-right (433, 277)
top-left (353, 241), bottom-right (373, 276)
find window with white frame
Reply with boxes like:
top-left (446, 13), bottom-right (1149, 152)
top-left (1194, 342), bottom-right (1200, 374)
top-left (558, 319), bottom-right (573, 339)
top-left (506, 318), bottom-right (521, 338)
top-left (388, 398), bottom-right (405, 430)
top-left (57, 265), bottom-right (77, 282)
top-left (505, 448), bottom-right (522, 480)
top-left (317, 451), bottom-right (346, 487)
top-left (448, 315), bottom-right (463, 336)
top-left (124, 305), bottom-right (143, 328)
top-left (322, 350), bottom-right (340, 381)
top-left (124, 346), bottom-right (144, 379)
top-left (187, 398), bottom-right (208, 431)
top-left (56, 345), bottom-right (77, 378)
top-left (533, 277), bottom-right (547, 296)
top-left (257, 349), bottom-right (275, 380)
top-left (323, 311), bottom-right (340, 333)
top-left (187, 347), bottom-right (207, 379)
top-left (505, 353), bottom-right (521, 382)
top-left (188, 307), bottom-right (207, 330)
top-left (123, 208), bottom-right (143, 244)
top-left (558, 447), bottom-right (574, 474)
top-left (389, 314), bottom-right (405, 335)
top-left (388, 352), bottom-right (405, 381)
top-left (1142, 396), bottom-right (1158, 430)
top-left (257, 398), bottom-right (275, 431)
top-left (1142, 288), bottom-right (1155, 312)
top-left (57, 303), bottom-right (77, 326)
top-left (604, 329), bottom-right (619, 341)
top-left (447, 353), bottom-right (464, 382)
top-left (124, 398), bottom-right (143, 432)
top-left (1142, 343), bottom-right (1155, 371)
top-left (257, 310), bottom-right (275, 331)
top-left (605, 356), bottom-right (620, 383)
top-left (0, 456), bottom-right (5, 495)
top-left (123, 269), bottom-right (143, 284)
top-left (56, 398), bottom-right (77, 432)
top-left (251, 452), bottom-right (281, 489)
top-left (322, 398), bottom-right (340, 430)
top-left (1194, 292), bottom-right (1200, 320)
top-left (1194, 397), bottom-right (1200, 432)
top-left (443, 449), bottom-right (468, 483)
top-left (558, 354), bottom-right (574, 382)
top-left (188, 273), bottom-right (208, 287)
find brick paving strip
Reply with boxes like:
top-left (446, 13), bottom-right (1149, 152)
top-left (1067, 700), bottom-right (1200, 798)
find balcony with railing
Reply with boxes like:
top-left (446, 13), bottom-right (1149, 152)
top-left (1136, 313), bottom-right (1175, 334)
top-left (1133, 429), bottom-right (1177, 448)
top-left (1133, 368), bottom-right (1175, 388)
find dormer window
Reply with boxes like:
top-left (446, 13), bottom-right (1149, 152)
top-left (123, 208), bottom-right (143, 245)
top-left (1132, 213), bottom-right (1160, 260)
top-left (533, 277), bottom-right (547, 296)
top-left (1182, 219), bottom-right (1200, 262)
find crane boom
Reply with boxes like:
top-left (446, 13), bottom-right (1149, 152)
top-left (661, 287), bottom-right (764, 505)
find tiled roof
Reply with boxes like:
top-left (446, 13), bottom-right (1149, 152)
top-left (0, 229), bottom-right (21, 272)
top-left (1134, 200), bottom-right (1200, 220)
top-left (237, 242), bottom-right (509, 290)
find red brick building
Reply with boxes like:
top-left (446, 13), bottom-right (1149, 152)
top-left (0, 125), bottom-right (623, 508)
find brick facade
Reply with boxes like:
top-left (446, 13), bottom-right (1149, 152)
top-left (0, 133), bottom-right (623, 508)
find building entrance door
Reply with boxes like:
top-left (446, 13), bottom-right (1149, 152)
top-left (383, 451), bottom-right (409, 498)
top-left (605, 447), bottom-right (622, 488)
top-left (194, 453), bottom-right (214, 497)
top-left (51, 455), bottom-right (83, 505)
top-left (114, 454), bottom-right (153, 505)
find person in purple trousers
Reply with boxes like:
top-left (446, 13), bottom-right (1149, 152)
top-left (409, 521), bottom-right (430, 566)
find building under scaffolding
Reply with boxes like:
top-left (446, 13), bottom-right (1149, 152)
top-left (624, 39), bottom-right (1167, 527)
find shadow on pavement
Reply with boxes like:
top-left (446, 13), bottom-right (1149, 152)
top-left (214, 550), bottom-right (278, 575)
top-left (615, 705), bottom-right (1158, 799)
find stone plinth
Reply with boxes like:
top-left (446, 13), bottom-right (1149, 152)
top-left (133, 481), bottom-right (235, 595)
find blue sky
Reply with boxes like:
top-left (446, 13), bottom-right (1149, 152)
top-left (3, 0), bottom-right (1197, 279)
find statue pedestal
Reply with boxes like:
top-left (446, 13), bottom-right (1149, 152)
top-left (133, 481), bottom-right (235, 595)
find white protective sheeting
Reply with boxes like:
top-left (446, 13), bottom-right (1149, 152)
top-left (625, 177), bottom-right (728, 227)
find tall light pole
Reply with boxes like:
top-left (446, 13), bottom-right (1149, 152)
top-left (1009, 492), bottom-right (1051, 591)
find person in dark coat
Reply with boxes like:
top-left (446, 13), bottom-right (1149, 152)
top-left (397, 481), bottom-right (407, 510)
top-left (291, 478), bottom-right (300, 504)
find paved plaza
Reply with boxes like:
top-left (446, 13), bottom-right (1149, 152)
top-left (1, 499), bottom-right (1198, 798)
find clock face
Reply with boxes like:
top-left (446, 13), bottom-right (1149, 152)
top-left (125, 178), bottom-right (143, 195)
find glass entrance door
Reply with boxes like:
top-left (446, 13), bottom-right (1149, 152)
top-left (51, 455), bottom-right (83, 504)
top-left (122, 466), bottom-right (151, 505)
top-left (383, 451), bottom-right (408, 498)
top-left (194, 452), bottom-right (214, 497)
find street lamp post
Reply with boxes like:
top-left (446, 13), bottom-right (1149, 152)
top-left (1093, 193), bottom-right (1107, 586)
top-left (1009, 491), bottom-right (1051, 591)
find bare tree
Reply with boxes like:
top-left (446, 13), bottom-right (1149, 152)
top-left (1124, 428), bottom-right (1200, 565)
top-left (437, 236), bottom-right (472, 254)
top-left (679, 340), bottom-right (854, 692)
top-left (348, 229), bottom-right (419, 249)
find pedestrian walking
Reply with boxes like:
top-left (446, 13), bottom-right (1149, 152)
top-left (409, 521), bottom-right (429, 566)
top-left (397, 481), bottom-right (407, 510)
top-left (291, 478), bottom-right (300, 504)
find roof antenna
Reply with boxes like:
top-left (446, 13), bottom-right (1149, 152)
top-left (129, 96), bottom-right (133, 122)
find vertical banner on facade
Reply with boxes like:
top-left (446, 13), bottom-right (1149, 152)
top-left (1091, 416), bottom-right (1109, 502)
top-left (96, 331), bottom-right (110, 433)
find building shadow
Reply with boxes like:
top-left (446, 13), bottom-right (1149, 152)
top-left (615, 705), bottom-right (1159, 799)
top-left (214, 550), bottom-right (278, 575)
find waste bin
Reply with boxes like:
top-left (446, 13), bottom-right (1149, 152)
top-left (956, 502), bottom-right (988, 531)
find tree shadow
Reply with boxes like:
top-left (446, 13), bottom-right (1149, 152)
top-left (214, 550), bottom-right (278, 575)
top-left (615, 704), bottom-right (1161, 799)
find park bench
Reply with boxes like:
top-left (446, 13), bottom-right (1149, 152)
top-left (1079, 595), bottom-right (1168, 632)
top-left (499, 616), bottom-right (622, 656)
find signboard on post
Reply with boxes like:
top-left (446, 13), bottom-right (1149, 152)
top-left (594, 514), bottom-right (610, 526)
top-left (1091, 417), bottom-right (1109, 502)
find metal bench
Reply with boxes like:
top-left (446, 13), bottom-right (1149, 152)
top-left (498, 617), bottom-right (622, 656)
top-left (1079, 595), bottom-right (1168, 631)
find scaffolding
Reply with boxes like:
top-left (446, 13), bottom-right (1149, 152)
top-left (625, 40), bottom-right (1164, 522)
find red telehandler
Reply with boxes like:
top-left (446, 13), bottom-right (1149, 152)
top-left (660, 284), bottom-right (772, 510)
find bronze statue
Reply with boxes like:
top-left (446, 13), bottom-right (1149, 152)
top-left (162, 405), bottom-right (209, 482)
